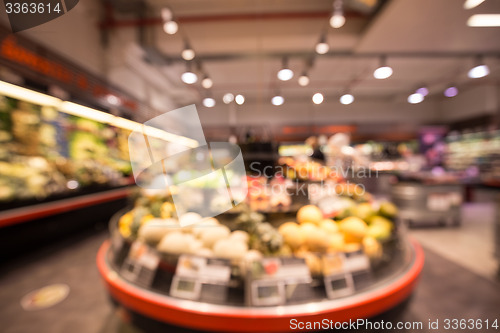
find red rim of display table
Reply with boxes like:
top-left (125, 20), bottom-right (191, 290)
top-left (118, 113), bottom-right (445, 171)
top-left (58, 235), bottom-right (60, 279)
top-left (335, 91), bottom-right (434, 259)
top-left (97, 239), bottom-right (424, 332)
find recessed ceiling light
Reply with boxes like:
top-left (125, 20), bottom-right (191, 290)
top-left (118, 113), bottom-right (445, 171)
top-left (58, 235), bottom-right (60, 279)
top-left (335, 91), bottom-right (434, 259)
top-left (312, 93), bottom-right (324, 105)
top-left (223, 93), bottom-right (234, 104)
top-left (416, 87), bottom-right (429, 97)
top-left (277, 58), bottom-right (294, 81)
top-left (340, 93), bottom-right (354, 105)
top-left (298, 73), bottom-right (310, 86)
top-left (444, 86), bottom-right (458, 98)
top-left (201, 76), bottom-right (213, 89)
top-left (203, 97), bottom-right (215, 108)
top-left (181, 71), bottom-right (197, 84)
top-left (468, 64), bottom-right (489, 78)
top-left (463, 0), bottom-right (486, 10)
top-left (235, 94), bottom-right (245, 105)
top-left (408, 93), bottom-right (424, 104)
top-left (271, 95), bottom-right (284, 106)
top-left (330, 0), bottom-right (345, 28)
top-left (373, 56), bottom-right (393, 79)
top-left (163, 20), bottom-right (178, 35)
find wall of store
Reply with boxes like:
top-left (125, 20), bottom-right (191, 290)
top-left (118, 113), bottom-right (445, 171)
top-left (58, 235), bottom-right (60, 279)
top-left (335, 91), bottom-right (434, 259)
top-left (440, 84), bottom-right (499, 122)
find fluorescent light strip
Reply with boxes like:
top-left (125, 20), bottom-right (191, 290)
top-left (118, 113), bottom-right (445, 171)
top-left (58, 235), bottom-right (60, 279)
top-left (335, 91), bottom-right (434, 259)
top-left (0, 80), bottom-right (199, 148)
top-left (60, 101), bottom-right (116, 124)
top-left (467, 14), bottom-right (500, 27)
top-left (0, 80), bottom-right (61, 106)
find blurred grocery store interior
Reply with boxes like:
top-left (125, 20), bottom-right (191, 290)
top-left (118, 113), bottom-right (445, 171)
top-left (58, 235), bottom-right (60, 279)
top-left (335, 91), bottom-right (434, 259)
top-left (1, 0), bottom-right (500, 332)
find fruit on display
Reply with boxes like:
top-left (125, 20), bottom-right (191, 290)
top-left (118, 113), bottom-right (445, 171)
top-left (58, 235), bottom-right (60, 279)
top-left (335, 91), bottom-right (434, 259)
top-left (116, 184), bottom-right (399, 278)
top-left (338, 216), bottom-right (368, 242)
top-left (278, 157), bottom-right (341, 182)
top-left (297, 205), bottom-right (323, 225)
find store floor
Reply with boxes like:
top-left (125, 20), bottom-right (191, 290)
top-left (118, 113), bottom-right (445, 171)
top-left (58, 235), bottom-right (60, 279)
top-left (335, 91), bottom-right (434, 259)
top-left (1, 206), bottom-right (499, 333)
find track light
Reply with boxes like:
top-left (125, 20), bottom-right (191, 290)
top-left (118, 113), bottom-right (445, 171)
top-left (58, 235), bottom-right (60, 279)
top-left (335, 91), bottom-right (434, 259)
top-left (312, 93), bottom-right (324, 105)
top-left (181, 41), bottom-right (195, 61)
top-left (408, 93), bottom-right (424, 104)
top-left (235, 94), bottom-right (245, 105)
top-left (277, 58), bottom-right (294, 81)
top-left (203, 97), bottom-right (216, 108)
top-left (271, 95), bottom-right (284, 106)
top-left (315, 34), bottom-right (329, 55)
top-left (298, 72), bottom-right (310, 86)
top-left (330, 0), bottom-right (345, 28)
top-left (444, 86), bottom-right (459, 97)
top-left (340, 93), bottom-right (354, 105)
top-left (468, 57), bottom-right (490, 78)
top-left (163, 20), bottom-right (178, 35)
top-left (181, 63), bottom-right (198, 84)
top-left (373, 56), bottom-right (393, 79)
top-left (201, 75), bottom-right (213, 89)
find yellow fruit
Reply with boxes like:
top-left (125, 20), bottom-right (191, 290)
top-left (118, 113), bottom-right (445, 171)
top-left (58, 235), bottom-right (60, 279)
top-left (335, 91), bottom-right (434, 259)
top-left (140, 214), bottom-right (154, 225)
top-left (338, 216), bottom-right (368, 241)
top-left (161, 202), bottom-right (175, 219)
top-left (362, 236), bottom-right (382, 258)
top-left (327, 233), bottom-right (345, 252)
top-left (118, 212), bottom-right (133, 238)
top-left (300, 223), bottom-right (329, 252)
top-left (319, 219), bottom-right (339, 234)
top-left (297, 205), bottom-right (323, 225)
top-left (278, 222), bottom-right (303, 250)
top-left (343, 242), bottom-right (362, 253)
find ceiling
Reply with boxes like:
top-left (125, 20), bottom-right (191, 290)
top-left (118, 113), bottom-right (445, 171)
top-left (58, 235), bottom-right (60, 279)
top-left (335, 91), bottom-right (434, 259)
top-left (102, 0), bottom-right (500, 121)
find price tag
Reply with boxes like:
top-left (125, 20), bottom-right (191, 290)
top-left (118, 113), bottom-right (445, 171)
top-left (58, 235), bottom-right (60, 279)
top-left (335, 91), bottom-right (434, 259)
top-left (248, 257), bottom-right (312, 306)
top-left (120, 241), bottom-right (160, 287)
top-left (343, 251), bottom-right (370, 274)
top-left (324, 273), bottom-right (355, 299)
top-left (170, 255), bottom-right (231, 301)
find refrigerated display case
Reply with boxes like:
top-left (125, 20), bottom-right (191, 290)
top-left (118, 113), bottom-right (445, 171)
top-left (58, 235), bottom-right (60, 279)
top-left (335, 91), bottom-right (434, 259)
top-left (97, 186), bottom-right (423, 332)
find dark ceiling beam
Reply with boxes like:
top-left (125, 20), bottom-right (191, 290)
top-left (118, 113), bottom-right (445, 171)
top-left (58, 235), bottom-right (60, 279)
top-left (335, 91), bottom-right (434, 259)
top-left (148, 50), bottom-right (500, 65)
top-left (99, 10), bottom-right (366, 29)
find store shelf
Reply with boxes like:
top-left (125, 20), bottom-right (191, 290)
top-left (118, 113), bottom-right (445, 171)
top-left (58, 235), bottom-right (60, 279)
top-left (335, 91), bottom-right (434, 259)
top-left (0, 186), bottom-right (133, 228)
top-left (97, 238), bottom-right (424, 333)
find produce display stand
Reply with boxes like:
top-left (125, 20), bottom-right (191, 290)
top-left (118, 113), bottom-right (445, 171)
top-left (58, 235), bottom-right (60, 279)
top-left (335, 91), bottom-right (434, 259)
top-left (96, 228), bottom-right (424, 332)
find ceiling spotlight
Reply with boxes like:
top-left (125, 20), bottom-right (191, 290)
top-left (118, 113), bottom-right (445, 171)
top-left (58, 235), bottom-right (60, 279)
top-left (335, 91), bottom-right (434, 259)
top-left (163, 20), bottom-right (178, 35)
top-left (223, 93), bottom-right (234, 104)
top-left (444, 86), bottom-right (459, 98)
top-left (468, 57), bottom-right (490, 78)
top-left (181, 63), bottom-right (198, 84)
top-left (271, 95), bottom-right (284, 106)
top-left (340, 93), bottom-right (354, 105)
top-left (373, 56), bottom-right (393, 79)
top-left (315, 35), bottom-right (329, 55)
top-left (463, 0), bottom-right (486, 10)
top-left (277, 58), bottom-right (294, 81)
top-left (203, 97), bottom-right (216, 108)
top-left (106, 94), bottom-right (120, 106)
top-left (235, 94), bottom-right (245, 105)
top-left (201, 76), bottom-right (213, 89)
top-left (408, 93), bottom-right (424, 104)
top-left (330, 0), bottom-right (345, 28)
top-left (161, 7), bottom-right (173, 21)
top-left (312, 93), bottom-right (324, 105)
top-left (298, 73), bottom-right (310, 86)
top-left (181, 42), bottom-right (195, 61)
top-left (416, 86), bottom-right (429, 97)
top-left (467, 14), bottom-right (500, 27)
